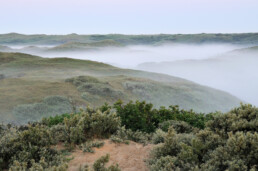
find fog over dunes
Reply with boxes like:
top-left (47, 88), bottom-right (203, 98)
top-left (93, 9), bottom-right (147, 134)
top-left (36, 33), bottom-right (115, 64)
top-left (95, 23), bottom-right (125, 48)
top-left (1, 42), bottom-right (256, 106)
top-left (3, 43), bottom-right (243, 67)
top-left (137, 46), bottom-right (258, 106)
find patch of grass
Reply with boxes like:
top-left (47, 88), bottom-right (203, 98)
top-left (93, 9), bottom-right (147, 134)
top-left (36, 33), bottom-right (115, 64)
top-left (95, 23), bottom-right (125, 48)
top-left (13, 96), bottom-right (73, 124)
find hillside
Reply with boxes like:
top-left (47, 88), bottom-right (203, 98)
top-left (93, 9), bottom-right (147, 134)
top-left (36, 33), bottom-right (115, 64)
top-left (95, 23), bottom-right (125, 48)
top-left (48, 40), bottom-right (123, 52)
top-left (1, 33), bottom-right (258, 45)
top-left (0, 52), bottom-right (241, 123)
top-left (137, 46), bottom-right (258, 105)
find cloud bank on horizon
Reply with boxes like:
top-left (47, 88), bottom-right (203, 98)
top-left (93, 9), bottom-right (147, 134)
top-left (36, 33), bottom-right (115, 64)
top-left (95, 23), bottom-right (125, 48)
top-left (1, 0), bottom-right (258, 34)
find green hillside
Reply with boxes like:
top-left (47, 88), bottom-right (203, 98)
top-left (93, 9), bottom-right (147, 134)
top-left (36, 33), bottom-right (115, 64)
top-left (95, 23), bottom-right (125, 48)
top-left (48, 40), bottom-right (123, 51)
top-left (1, 33), bottom-right (258, 45)
top-left (0, 52), bottom-right (240, 123)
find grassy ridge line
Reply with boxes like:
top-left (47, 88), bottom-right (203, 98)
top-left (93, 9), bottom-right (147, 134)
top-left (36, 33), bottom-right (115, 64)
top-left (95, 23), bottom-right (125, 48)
top-left (1, 33), bottom-right (258, 45)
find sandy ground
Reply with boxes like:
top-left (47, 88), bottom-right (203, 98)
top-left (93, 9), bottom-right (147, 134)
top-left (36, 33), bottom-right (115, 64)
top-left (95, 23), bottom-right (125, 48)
top-left (67, 140), bottom-right (153, 171)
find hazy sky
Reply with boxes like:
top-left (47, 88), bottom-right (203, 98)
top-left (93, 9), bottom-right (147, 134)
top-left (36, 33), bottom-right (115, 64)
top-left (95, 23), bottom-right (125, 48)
top-left (1, 0), bottom-right (258, 34)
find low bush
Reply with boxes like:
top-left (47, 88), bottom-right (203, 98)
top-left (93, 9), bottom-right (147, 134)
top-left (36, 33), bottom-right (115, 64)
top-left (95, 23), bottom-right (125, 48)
top-left (159, 120), bottom-right (197, 133)
top-left (151, 129), bottom-right (167, 144)
top-left (79, 141), bottom-right (105, 153)
top-left (110, 126), bottom-right (151, 144)
top-left (93, 154), bottom-right (121, 171)
top-left (49, 109), bottom-right (121, 146)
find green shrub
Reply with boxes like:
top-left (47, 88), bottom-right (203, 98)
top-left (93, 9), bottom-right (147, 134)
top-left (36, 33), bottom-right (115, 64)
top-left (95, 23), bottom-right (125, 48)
top-left (110, 126), bottom-right (151, 144)
top-left (79, 141), bottom-right (105, 153)
top-left (42, 113), bottom-right (72, 127)
top-left (0, 125), bottom-right (64, 170)
top-left (113, 100), bottom-right (213, 133)
top-left (147, 104), bottom-right (258, 171)
top-left (113, 101), bottom-right (159, 133)
top-left (48, 109), bottom-right (121, 146)
top-left (151, 129), bottom-right (167, 144)
top-left (159, 120), bottom-right (197, 133)
top-left (93, 154), bottom-right (121, 171)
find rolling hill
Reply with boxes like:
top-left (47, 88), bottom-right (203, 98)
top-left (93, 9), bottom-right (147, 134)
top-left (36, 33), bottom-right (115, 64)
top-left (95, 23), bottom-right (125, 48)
top-left (0, 52), bottom-right (241, 123)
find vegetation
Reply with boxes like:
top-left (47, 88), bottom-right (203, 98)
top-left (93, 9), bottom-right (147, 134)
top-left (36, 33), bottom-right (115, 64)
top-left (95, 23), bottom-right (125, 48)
top-left (0, 102), bottom-right (257, 170)
top-left (92, 154), bottom-right (121, 171)
top-left (49, 40), bottom-right (124, 52)
top-left (79, 141), bottom-right (105, 153)
top-left (0, 52), bottom-right (240, 122)
top-left (13, 96), bottom-right (73, 124)
top-left (0, 107), bottom-right (120, 170)
top-left (147, 104), bottom-right (258, 171)
top-left (112, 100), bottom-right (214, 133)
top-left (1, 33), bottom-right (258, 45)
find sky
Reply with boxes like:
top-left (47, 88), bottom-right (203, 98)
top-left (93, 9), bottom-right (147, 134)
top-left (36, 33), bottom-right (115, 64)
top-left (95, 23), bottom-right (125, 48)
top-left (1, 0), bottom-right (258, 34)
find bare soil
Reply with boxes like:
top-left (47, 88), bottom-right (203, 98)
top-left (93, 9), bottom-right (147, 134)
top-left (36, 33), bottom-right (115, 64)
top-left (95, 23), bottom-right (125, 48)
top-left (67, 140), bottom-right (153, 171)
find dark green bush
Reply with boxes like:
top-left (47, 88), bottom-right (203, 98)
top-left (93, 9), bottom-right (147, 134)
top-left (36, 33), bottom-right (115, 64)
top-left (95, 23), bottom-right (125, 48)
top-left (112, 100), bottom-right (213, 133)
top-left (113, 100), bottom-right (159, 133)
top-left (42, 113), bottom-right (72, 127)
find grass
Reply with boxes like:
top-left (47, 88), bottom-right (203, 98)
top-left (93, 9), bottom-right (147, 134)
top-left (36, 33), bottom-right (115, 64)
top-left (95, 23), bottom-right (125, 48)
top-left (0, 52), bottom-right (241, 123)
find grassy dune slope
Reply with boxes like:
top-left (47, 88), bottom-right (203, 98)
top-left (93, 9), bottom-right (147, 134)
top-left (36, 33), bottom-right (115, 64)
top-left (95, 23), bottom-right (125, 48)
top-left (0, 52), bottom-right (240, 122)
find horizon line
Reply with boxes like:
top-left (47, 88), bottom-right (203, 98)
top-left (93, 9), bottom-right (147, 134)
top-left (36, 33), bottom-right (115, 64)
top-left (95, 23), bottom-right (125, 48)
top-left (1, 32), bottom-right (258, 36)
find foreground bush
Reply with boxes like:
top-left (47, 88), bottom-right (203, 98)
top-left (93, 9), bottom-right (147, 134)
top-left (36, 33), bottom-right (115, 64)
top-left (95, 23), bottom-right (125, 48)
top-left (0, 125), bottom-right (65, 170)
top-left (147, 104), bottom-right (258, 171)
top-left (0, 108), bottom-right (121, 170)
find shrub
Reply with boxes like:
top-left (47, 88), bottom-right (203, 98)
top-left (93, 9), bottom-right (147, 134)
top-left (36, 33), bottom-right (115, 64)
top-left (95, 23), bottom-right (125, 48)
top-left (159, 120), bottom-right (197, 133)
top-left (151, 129), bottom-right (167, 144)
top-left (42, 113), bottom-right (72, 127)
top-left (113, 100), bottom-right (159, 133)
top-left (147, 104), bottom-right (258, 171)
top-left (0, 125), bottom-right (64, 170)
top-left (113, 100), bottom-right (213, 133)
top-left (93, 154), bottom-right (121, 171)
top-left (79, 141), bottom-right (105, 153)
top-left (110, 126), bottom-right (151, 144)
top-left (49, 109), bottom-right (121, 146)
